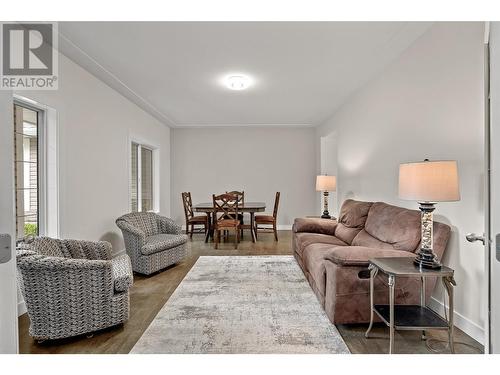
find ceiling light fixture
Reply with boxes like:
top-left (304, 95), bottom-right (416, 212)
top-left (225, 74), bottom-right (251, 91)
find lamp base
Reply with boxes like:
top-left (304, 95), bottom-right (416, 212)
top-left (413, 248), bottom-right (442, 269)
top-left (320, 191), bottom-right (331, 219)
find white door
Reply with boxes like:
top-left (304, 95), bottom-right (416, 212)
top-left (0, 90), bottom-right (18, 353)
top-left (488, 22), bottom-right (500, 354)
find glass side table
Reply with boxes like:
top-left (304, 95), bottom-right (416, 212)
top-left (365, 257), bottom-right (456, 354)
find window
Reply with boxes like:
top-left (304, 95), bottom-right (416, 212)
top-left (130, 142), bottom-right (156, 212)
top-left (13, 104), bottom-right (42, 239)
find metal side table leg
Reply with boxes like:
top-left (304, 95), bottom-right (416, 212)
top-left (421, 276), bottom-right (426, 340)
top-left (388, 274), bottom-right (395, 354)
top-left (443, 276), bottom-right (456, 354)
top-left (365, 265), bottom-right (378, 338)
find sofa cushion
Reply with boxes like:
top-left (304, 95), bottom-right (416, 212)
top-left (352, 202), bottom-right (421, 252)
top-left (293, 218), bottom-right (337, 236)
top-left (141, 233), bottom-right (188, 255)
top-left (334, 199), bottom-right (373, 244)
top-left (350, 230), bottom-right (395, 250)
top-left (294, 232), bottom-right (347, 259)
top-left (324, 246), bottom-right (416, 267)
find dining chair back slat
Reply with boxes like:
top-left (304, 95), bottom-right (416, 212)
top-left (213, 193), bottom-right (240, 221)
top-left (212, 193), bottom-right (241, 249)
top-left (273, 192), bottom-right (281, 218)
top-left (182, 192), bottom-right (208, 239)
top-left (182, 192), bottom-right (194, 220)
top-left (254, 191), bottom-right (281, 242)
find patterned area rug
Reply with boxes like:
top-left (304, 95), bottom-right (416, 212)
top-left (131, 256), bottom-right (350, 354)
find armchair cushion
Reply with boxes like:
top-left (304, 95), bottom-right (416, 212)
top-left (62, 239), bottom-right (112, 260)
top-left (158, 215), bottom-right (182, 234)
top-left (324, 246), bottom-right (416, 267)
top-left (118, 212), bottom-right (159, 237)
top-left (293, 218), bottom-right (337, 236)
top-left (141, 233), bottom-right (188, 256)
top-left (112, 254), bottom-right (133, 292)
top-left (17, 253), bottom-right (111, 272)
top-left (30, 237), bottom-right (64, 258)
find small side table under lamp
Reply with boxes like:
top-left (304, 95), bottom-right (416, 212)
top-left (398, 159), bottom-right (460, 269)
top-left (316, 175), bottom-right (336, 219)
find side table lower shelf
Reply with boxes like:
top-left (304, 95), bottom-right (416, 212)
top-left (374, 305), bottom-right (449, 330)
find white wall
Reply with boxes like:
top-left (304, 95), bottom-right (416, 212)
top-left (0, 90), bottom-right (19, 353)
top-left (319, 132), bottom-right (339, 216)
top-left (171, 127), bottom-right (317, 227)
top-left (15, 52), bottom-right (172, 254)
top-left (317, 22), bottom-right (485, 343)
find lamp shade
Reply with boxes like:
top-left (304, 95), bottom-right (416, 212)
top-left (399, 160), bottom-right (460, 202)
top-left (316, 175), bottom-right (336, 192)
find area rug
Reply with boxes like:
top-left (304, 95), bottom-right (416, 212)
top-left (130, 256), bottom-right (350, 354)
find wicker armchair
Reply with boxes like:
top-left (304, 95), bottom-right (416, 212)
top-left (16, 237), bottom-right (133, 341)
top-left (116, 212), bottom-right (188, 275)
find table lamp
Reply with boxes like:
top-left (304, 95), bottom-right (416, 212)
top-left (399, 159), bottom-right (460, 269)
top-left (316, 175), bottom-right (336, 219)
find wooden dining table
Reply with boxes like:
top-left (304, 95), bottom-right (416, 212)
top-left (194, 202), bottom-right (266, 243)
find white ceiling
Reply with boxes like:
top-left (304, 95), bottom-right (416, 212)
top-left (58, 22), bottom-right (432, 127)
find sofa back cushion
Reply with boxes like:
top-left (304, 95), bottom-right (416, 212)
top-left (334, 199), bottom-right (373, 244)
top-left (352, 202), bottom-right (421, 252)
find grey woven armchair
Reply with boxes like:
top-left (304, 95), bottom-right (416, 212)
top-left (16, 237), bottom-right (133, 341)
top-left (116, 212), bottom-right (188, 275)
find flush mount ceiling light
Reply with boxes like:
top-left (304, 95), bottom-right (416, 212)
top-left (224, 74), bottom-right (252, 90)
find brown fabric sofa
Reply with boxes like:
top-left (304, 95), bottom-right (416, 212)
top-left (292, 199), bottom-right (451, 324)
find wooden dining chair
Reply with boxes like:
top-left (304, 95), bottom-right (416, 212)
top-left (254, 192), bottom-right (281, 241)
top-left (226, 190), bottom-right (245, 236)
top-left (181, 192), bottom-right (208, 239)
top-left (213, 193), bottom-right (241, 249)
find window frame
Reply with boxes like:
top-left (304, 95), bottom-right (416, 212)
top-left (13, 99), bottom-right (44, 239)
top-left (129, 137), bottom-right (160, 213)
top-left (14, 95), bottom-right (59, 239)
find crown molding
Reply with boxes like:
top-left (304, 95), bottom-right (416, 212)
top-left (172, 123), bottom-right (315, 129)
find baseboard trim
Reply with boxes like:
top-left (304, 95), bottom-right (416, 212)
top-left (18, 300), bottom-right (26, 317)
top-left (277, 225), bottom-right (292, 230)
top-left (428, 296), bottom-right (485, 345)
top-left (181, 225), bottom-right (292, 231)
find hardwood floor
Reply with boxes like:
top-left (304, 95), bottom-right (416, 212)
top-left (18, 230), bottom-right (483, 354)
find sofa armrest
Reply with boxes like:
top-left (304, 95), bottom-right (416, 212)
top-left (292, 218), bottom-right (338, 236)
top-left (111, 254), bottom-right (133, 292)
top-left (324, 246), bottom-right (415, 267)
